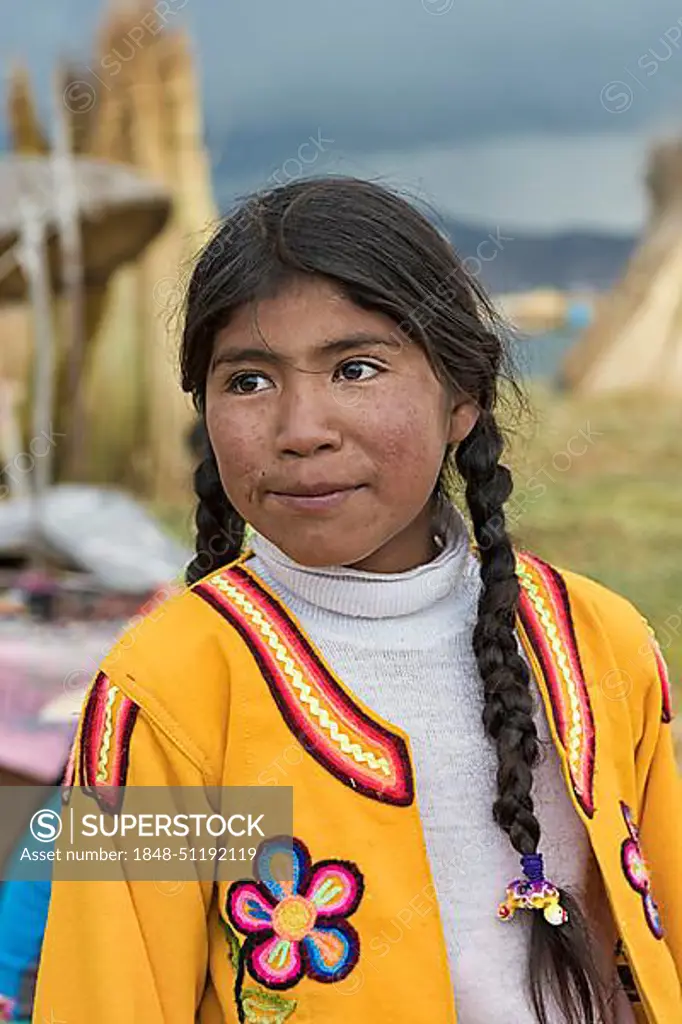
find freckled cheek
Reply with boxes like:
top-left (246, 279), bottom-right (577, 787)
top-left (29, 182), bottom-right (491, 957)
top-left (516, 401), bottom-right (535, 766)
top-left (361, 401), bottom-right (445, 487)
top-left (207, 407), bottom-right (270, 506)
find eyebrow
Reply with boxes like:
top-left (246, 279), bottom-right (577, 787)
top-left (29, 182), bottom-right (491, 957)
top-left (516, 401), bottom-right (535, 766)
top-left (209, 331), bottom-right (402, 373)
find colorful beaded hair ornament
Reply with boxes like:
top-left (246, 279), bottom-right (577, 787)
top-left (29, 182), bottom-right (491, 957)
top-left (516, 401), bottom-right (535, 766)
top-left (497, 853), bottom-right (568, 927)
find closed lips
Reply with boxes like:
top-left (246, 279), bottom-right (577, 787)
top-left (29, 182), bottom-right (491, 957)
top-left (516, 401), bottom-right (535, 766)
top-left (271, 484), bottom-right (361, 497)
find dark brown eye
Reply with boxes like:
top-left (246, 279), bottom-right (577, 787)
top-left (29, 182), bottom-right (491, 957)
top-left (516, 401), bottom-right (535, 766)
top-left (335, 360), bottom-right (383, 382)
top-left (226, 372), bottom-right (271, 394)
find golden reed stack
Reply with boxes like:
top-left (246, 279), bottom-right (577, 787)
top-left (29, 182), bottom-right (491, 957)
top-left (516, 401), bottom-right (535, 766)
top-left (0, 0), bottom-right (219, 502)
top-left (563, 139), bottom-right (682, 396)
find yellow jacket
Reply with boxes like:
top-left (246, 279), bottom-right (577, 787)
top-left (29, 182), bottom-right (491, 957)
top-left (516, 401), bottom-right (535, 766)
top-left (33, 550), bottom-right (681, 1023)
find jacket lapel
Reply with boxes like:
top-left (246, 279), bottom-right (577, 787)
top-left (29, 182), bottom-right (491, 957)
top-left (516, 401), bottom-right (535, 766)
top-left (515, 551), bottom-right (596, 818)
top-left (514, 550), bottom-right (676, 1023)
top-left (195, 562), bottom-right (414, 807)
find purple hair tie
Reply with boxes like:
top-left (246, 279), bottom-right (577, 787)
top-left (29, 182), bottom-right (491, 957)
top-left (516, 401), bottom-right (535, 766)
top-left (497, 852), bottom-right (568, 926)
top-left (521, 853), bottom-right (545, 881)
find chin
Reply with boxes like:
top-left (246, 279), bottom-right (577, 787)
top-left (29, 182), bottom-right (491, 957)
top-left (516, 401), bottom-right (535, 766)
top-left (271, 530), bottom-right (378, 570)
top-left (283, 543), bottom-right (369, 569)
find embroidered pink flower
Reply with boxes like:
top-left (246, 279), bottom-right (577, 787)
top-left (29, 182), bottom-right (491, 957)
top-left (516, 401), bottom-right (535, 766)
top-left (620, 801), bottom-right (663, 940)
top-left (226, 836), bottom-right (364, 989)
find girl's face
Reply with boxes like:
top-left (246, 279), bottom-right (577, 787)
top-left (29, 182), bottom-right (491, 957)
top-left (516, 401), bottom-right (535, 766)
top-left (205, 277), bottom-right (479, 572)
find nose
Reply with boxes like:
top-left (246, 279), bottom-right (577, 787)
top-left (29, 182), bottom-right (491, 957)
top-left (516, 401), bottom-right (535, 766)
top-left (275, 379), bottom-right (343, 458)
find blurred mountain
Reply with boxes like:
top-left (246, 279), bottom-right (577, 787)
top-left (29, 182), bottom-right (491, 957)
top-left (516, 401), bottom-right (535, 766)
top-left (211, 184), bottom-right (635, 293)
top-left (440, 217), bottom-right (636, 293)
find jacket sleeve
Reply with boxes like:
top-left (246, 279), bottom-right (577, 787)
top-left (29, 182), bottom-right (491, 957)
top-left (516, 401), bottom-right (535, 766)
top-left (0, 788), bottom-right (60, 1018)
top-left (32, 673), bottom-right (215, 1024)
top-left (634, 627), bottom-right (682, 978)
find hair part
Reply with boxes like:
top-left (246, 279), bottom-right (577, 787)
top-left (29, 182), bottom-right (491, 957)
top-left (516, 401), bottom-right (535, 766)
top-left (181, 176), bottom-right (608, 1022)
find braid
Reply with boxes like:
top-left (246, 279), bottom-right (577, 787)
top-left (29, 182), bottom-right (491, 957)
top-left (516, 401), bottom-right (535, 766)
top-left (456, 414), bottom-right (540, 850)
top-left (185, 426), bottom-right (245, 586)
top-left (456, 413), bottom-right (608, 1024)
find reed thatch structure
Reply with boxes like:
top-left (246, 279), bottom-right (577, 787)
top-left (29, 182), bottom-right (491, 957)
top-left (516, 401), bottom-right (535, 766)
top-left (563, 139), bottom-right (682, 395)
top-left (0, 155), bottom-right (172, 482)
top-left (0, 156), bottom-right (171, 301)
top-left (7, 64), bottom-right (48, 156)
top-left (0, 0), bottom-right (219, 501)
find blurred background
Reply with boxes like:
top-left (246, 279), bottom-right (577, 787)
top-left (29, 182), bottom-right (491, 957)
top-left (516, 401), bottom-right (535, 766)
top-left (0, 1), bottom-right (681, 1016)
top-left (0, 0), bottom-right (680, 788)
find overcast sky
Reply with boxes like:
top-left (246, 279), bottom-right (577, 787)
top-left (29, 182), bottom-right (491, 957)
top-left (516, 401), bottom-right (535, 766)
top-left (5, 0), bottom-right (682, 230)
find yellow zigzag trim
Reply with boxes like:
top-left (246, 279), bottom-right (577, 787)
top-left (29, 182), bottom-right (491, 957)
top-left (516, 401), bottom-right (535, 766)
top-left (212, 576), bottom-right (392, 778)
top-left (97, 683), bottom-right (119, 783)
top-left (518, 566), bottom-right (584, 783)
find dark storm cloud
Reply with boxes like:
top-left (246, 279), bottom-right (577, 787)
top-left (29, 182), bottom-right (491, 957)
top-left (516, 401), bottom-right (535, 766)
top-left (6, 0), bottom-right (682, 155)
top-left (5, 0), bottom-right (682, 226)
top-left (194, 0), bottom-right (682, 155)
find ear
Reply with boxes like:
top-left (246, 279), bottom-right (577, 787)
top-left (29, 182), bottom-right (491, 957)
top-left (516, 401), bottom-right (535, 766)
top-left (447, 400), bottom-right (480, 444)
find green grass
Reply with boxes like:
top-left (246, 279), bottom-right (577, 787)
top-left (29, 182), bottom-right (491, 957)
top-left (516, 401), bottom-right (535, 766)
top-left (502, 387), bottom-right (682, 686)
top-left (500, 386), bottom-right (682, 756)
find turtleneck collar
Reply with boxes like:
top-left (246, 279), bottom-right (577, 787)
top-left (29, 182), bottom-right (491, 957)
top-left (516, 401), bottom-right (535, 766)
top-left (247, 501), bottom-right (480, 620)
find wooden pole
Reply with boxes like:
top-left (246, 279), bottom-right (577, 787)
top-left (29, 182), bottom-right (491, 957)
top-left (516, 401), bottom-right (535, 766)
top-left (0, 247), bottom-right (28, 500)
top-left (0, 380), bottom-right (29, 499)
top-left (16, 201), bottom-right (56, 562)
top-left (51, 71), bottom-right (86, 480)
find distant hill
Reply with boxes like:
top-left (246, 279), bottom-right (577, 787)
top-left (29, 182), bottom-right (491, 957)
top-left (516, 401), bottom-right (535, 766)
top-left (439, 217), bottom-right (637, 294)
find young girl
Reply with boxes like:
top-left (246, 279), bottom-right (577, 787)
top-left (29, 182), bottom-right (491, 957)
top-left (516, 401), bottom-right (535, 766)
top-left (33, 178), bottom-right (680, 1024)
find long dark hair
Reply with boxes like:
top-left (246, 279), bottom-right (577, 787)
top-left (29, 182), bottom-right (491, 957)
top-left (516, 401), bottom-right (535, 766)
top-left (179, 176), bottom-right (607, 1023)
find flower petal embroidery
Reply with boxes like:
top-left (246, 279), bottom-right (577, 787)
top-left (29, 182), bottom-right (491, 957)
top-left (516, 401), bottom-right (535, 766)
top-left (228, 883), bottom-right (276, 934)
top-left (304, 860), bottom-right (364, 918)
top-left (255, 836), bottom-right (311, 903)
top-left (303, 922), bottom-right (359, 982)
top-left (644, 893), bottom-right (663, 940)
top-left (621, 839), bottom-right (648, 895)
top-left (619, 802), bottom-right (664, 940)
top-left (228, 836), bottom-right (366, 1000)
top-left (621, 801), bottom-right (638, 839)
top-left (246, 934), bottom-right (304, 990)
top-left (240, 988), bottom-right (297, 1023)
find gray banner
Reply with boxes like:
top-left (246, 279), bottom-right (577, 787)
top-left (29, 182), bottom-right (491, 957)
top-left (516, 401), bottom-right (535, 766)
top-left (0, 785), bottom-right (293, 882)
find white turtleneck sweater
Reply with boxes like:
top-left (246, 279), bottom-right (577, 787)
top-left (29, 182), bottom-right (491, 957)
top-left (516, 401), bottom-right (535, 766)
top-left (247, 505), bottom-right (634, 1023)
